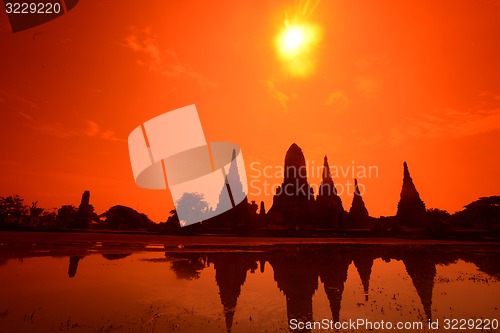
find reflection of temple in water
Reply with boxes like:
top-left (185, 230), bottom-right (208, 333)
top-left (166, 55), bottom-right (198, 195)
top-left (351, 248), bottom-right (375, 302)
top-left (318, 247), bottom-right (350, 322)
top-left (68, 256), bottom-right (83, 278)
top-left (210, 253), bottom-right (257, 333)
top-left (67, 253), bottom-right (132, 278)
top-left (119, 244), bottom-right (499, 332)
top-left (401, 250), bottom-right (436, 321)
top-left (268, 248), bottom-right (319, 330)
top-left (58, 243), bottom-right (499, 332)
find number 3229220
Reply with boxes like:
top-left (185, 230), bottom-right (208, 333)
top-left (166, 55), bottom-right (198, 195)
top-left (5, 2), bottom-right (62, 14)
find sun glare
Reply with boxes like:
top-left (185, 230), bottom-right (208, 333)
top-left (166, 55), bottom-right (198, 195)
top-left (275, 22), bottom-right (321, 77)
top-left (282, 26), bottom-right (305, 54)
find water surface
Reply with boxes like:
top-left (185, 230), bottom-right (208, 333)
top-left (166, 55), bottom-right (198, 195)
top-left (0, 232), bottom-right (498, 332)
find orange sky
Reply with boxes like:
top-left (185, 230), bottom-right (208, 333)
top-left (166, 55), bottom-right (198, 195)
top-left (1, 1), bottom-right (499, 222)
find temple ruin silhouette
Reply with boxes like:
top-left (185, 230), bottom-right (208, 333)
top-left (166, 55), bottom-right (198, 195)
top-left (348, 178), bottom-right (370, 228)
top-left (267, 143), bottom-right (315, 230)
top-left (181, 142), bottom-right (439, 235)
top-left (396, 161), bottom-right (427, 228)
top-left (2, 141), bottom-right (497, 237)
top-left (316, 156), bottom-right (345, 229)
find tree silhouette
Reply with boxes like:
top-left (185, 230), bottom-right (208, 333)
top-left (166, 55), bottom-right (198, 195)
top-left (100, 205), bottom-right (152, 230)
top-left (452, 196), bottom-right (500, 228)
top-left (27, 201), bottom-right (44, 226)
top-left (0, 195), bottom-right (27, 224)
top-left (175, 192), bottom-right (210, 226)
top-left (57, 205), bottom-right (78, 228)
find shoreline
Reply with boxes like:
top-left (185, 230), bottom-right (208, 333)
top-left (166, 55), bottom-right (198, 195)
top-left (1, 230), bottom-right (499, 248)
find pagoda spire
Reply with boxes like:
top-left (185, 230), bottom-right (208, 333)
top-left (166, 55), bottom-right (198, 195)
top-left (396, 162), bottom-right (426, 227)
top-left (316, 155), bottom-right (344, 228)
top-left (348, 179), bottom-right (369, 227)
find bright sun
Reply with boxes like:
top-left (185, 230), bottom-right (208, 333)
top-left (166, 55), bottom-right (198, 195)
top-left (282, 26), bottom-right (305, 54)
top-left (275, 22), bottom-right (321, 77)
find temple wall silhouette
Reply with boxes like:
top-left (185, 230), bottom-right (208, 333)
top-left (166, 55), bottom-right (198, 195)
top-left (348, 178), bottom-right (371, 229)
top-left (396, 162), bottom-right (427, 228)
top-left (268, 143), bottom-right (315, 231)
top-left (316, 156), bottom-right (345, 229)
